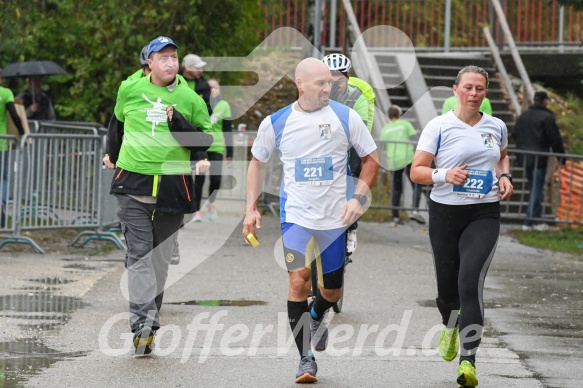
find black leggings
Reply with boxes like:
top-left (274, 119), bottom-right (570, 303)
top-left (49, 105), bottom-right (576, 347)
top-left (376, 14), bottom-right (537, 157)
top-left (194, 152), bottom-right (224, 209)
top-left (428, 199), bottom-right (500, 358)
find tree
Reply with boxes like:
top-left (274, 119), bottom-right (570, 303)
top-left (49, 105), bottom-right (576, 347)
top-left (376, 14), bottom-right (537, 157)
top-left (556, 0), bottom-right (583, 9)
top-left (0, 0), bottom-right (275, 123)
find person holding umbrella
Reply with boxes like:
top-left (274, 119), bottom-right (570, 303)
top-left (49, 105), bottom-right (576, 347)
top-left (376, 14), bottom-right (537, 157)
top-left (16, 75), bottom-right (56, 120)
top-left (2, 60), bottom-right (67, 121)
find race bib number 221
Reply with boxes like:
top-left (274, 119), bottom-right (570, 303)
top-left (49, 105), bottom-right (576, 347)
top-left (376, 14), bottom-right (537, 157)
top-left (295, 157), bottom-right (333, 186)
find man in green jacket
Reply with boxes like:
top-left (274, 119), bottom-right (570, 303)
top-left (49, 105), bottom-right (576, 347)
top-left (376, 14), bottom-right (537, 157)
top-left (103, 36), bottom-right (212, 356)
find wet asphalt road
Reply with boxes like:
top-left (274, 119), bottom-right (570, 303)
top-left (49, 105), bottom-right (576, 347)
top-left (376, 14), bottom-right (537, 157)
top-left (0, 211), bottom-right (581, 387)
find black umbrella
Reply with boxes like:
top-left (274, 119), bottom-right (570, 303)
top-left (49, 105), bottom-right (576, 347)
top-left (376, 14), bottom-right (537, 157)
top-left (2, 60), bottom-right (68, 78)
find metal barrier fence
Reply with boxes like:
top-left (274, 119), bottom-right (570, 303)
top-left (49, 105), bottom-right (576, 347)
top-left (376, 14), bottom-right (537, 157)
top-left (250, 137), bottom-right (583, 227)
top-left (505, 149), bottom-right (583, 227)
top-left (0, 126), bottom-right (123, 254)
top-left (3, 127), bottom-right (580, 254)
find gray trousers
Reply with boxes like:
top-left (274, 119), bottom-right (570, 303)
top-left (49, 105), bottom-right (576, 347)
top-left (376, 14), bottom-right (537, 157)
top-left (117, 195), bottom-right (183, 332)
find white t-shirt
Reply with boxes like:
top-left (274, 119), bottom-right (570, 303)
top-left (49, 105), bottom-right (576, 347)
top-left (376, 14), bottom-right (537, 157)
top-left (252, 100), bottom-right (377, 229)
top-left (416, 111), bottom-right (508, 205)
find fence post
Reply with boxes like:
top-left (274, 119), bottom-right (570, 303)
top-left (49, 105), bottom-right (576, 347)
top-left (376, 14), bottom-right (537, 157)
top-left (329, 0), bottom-right (337, 50)
top-left (559, 5), bottom-right (565, 53)
top-left (313, 0), bottom-right (324, 57)
top-left (444, 0), bottom-right (452, 52)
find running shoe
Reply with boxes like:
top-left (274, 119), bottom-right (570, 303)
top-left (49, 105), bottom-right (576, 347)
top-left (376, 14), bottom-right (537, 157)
top-left (439, 325), bottom-right (459, 361)
top-left (170, 253), bottom-right (180, 265)
top-left (409, 211), bottom-right (426, 225)
top-left (390, 217), bottom-right (404, 227)
top-left (521, 224), bottom-right (532, 231)
top-left (207, 202), bottom-right (217, 221)
top-left (457, 360), bottom-right (478, 387)
top-left (346, 229), bottom-right (357, 254)
top-left (295, 356), bottom-right (318, 383)
top-left (310, 311), bottom-right (329, 352)
top-left (193, 211), bottom-right (203, 223)
top-left (133, 324), bottom-right (156, 356)
top-left (533, 223), bottom-right (549, 231)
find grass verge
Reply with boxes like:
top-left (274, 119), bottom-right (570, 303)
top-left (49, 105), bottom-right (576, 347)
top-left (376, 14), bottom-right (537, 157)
top-left (508, 227), bottom-right (583, 257)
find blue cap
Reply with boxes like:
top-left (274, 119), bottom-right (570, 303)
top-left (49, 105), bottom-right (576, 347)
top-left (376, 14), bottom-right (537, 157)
top-left (146, 36), bottom-right (179, 58)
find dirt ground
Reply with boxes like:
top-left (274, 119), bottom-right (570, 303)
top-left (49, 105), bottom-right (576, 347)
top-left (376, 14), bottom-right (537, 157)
top-left (1, 228), bottom-right (120, 256)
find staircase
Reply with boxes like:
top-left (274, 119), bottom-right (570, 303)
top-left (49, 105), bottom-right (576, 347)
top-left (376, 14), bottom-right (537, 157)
top-left (417, 54), bottom-right (515, 130)
top-left (371, 51), bottom-right (530, 221)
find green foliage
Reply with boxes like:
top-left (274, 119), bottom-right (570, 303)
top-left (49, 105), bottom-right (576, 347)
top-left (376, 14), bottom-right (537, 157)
top-left (511, 228), bottom-right (583, 256)
top-left (0, 0), bottom-right (274, 124)
top-left (549, 94), bottom-right (583, 155)
top-left (556, 0), bottom-right (583, 9)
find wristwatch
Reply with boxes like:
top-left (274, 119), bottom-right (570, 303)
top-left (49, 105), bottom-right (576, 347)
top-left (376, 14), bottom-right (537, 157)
top-left (352, 194), bottom-right (368, 206)
top-left (499, 173), bottom-right (513, 184)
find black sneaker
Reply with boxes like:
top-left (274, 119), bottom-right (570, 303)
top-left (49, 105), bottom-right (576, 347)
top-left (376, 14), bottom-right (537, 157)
top-left (295, 356), bottom-right (317, 383)
top-left (309, 308), bottom-right (328, 352)
top-left (133, 324), bottom-right (156, 356)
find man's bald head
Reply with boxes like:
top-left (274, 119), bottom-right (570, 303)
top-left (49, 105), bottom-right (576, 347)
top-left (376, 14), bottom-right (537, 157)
top-left (295, 58), bottom-right (330, 84)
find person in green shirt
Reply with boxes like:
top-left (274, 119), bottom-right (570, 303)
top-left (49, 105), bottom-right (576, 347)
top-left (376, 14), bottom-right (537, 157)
top-left (1, 68), bottom-right (25, 227)
top-left (193, 78), bottom-right (232, 222)
top-left (103, 36), bottom-right (212, 356)
top-left (442, 95), bottom-right (492, 115)
top-left (380, 105), bottom-right (426, 225)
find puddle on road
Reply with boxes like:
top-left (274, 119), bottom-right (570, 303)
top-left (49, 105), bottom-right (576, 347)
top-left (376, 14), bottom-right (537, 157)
top-left (0, 294), bottom-right (87, 333)
top-left (14, 286), bottom-right (62, 292)
top-left (0, 339), bottom-right (87, 387)
top-left (168, 299), bottom-right (267, 307)
top-left (63, 263), bottom-right (99, 271)
top-left (417, 299), bottom-right (522, 309)
top-left (0, 286), bottom-right (89, 386)
top-left (0, 294), bottom-right (86, 315)
top-left (26, 277), bottom-right (75, 285)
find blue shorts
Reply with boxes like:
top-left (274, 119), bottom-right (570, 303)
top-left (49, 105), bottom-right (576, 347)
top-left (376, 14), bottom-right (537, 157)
top-left (281, 223), bottom-right (346, 274)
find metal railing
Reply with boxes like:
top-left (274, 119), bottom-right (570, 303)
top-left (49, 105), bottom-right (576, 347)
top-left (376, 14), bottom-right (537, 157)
top-left (483, 25), bottom-right (522, 115)
top-left (261, 0), bottom-right (583, 52)
top-left (3, 127), bottom-right (581, 255)
top-left (0, 125), bottom-right (123, 254)
top-left (249, 136), bottom-right (583, 227)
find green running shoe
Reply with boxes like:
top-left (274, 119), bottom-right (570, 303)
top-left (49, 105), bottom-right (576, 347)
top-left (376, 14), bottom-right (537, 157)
top-left (457, 360), bottom-right (478, 387)
top-left (439, 325), bottom-right (459, 361)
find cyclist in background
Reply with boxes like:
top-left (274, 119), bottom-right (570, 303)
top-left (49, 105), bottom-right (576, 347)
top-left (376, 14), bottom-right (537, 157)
top-left (322, 53), bottom-right (375, 257)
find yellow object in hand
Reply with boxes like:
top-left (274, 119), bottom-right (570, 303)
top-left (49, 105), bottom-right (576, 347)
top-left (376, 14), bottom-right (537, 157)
top-left (247, 234), bottom-right (259, 248)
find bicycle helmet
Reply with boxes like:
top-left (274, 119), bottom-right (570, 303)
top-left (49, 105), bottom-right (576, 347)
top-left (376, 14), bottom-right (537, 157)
top-left (322, 53), bottom-right (352, 73)
top-left (139, 45), bottom-right (149, 66)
